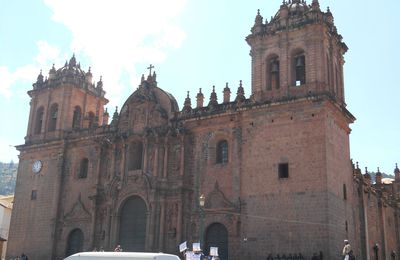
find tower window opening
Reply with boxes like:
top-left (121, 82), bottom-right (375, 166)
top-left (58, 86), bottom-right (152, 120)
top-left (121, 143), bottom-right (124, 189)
top-left (34, 107), bottom-right (44, 134)
top-left (294, 54), bottom-right (306, 86)
top-left (48, 103), bottom-right (58, 131)
top-left (216, 140), bottom-right (229, 164)
top-left (88, 112), bottom-right (95, 128)
top-left (72, 106), bottom-right (82, 129)
top-left (268, 58), bottom-right (280, 90)
top-left (278, 163), bottom-right (289, 178)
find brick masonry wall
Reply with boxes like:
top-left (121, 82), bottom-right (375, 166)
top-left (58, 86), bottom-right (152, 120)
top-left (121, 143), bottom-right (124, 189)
top-left (7, 144), bottom-right (64, 259)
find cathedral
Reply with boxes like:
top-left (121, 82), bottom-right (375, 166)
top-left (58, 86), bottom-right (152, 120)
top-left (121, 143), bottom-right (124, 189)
top-left (7, 1), bottom-right (400, 260)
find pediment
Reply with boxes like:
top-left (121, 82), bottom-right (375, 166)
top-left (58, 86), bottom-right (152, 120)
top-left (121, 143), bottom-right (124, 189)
top-left (64, 194), bottom-right (91, 221)
top-left (205, 181), bottom-right (235, 210)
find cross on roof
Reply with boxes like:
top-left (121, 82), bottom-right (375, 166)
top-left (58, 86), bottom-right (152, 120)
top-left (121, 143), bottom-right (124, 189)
top-left (147, 64), bottom-right (154, 76)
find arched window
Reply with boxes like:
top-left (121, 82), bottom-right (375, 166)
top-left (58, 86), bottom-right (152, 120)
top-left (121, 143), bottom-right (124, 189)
top-left (65, 228), bottom-right (84, 257)
top-left (293, 51), bottom-right (306, 86)
top-left (88, 112), bottom-right (95, 128)
top-left (216, 140), bottom-right (228, 164)
top-left (34, 107), bottom-right (44, 134)
top-left (267, 56), bottom-right (280, 90)
top-left (128, 141), bottom-right (143, 170)
top-left (79, 158), bottom-right (89, 179)
top-left (72, 106), bottom-right (82, 129)
top-left (119, 196), bottom-right (147, 251)
top-left (48, 103), bottom-right (58, 131)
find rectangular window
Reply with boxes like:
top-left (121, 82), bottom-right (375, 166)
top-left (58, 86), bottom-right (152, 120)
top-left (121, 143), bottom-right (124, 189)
top-left (278, 163), bottom-right (289, 178)
top-left (31, 190), bottom-right (37, 200)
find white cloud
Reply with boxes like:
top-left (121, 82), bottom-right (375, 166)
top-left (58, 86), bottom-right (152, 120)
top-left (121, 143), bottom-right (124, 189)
top-left (0, 41), bottom-right (62, 99)
top-left (0, 139), bottom-right (18, 163)
top-left (35, 40), bottom-right (61, 66)
top-left (0, 67), bottom-right (13, 98)
top-left (43, 0), bottom-right (187, 108)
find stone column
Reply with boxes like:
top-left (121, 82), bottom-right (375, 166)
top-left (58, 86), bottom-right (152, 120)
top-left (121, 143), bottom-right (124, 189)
top-left (179, 135), bottom-right (185, 176)
top-left (153, 136), bottom-right (159, 177)
top-left (159, 201), bottom-right (166, 251)
top-left (163, 140), bottom-right (168, 179)
top-left (143, 137), bottom-right (148, 173)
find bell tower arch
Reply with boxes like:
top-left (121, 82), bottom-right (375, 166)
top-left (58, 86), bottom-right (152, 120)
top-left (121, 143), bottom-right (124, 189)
top-left (246, 0), bottom-right (348, 105)
top-left (26, 55), bottom-right (109, 142)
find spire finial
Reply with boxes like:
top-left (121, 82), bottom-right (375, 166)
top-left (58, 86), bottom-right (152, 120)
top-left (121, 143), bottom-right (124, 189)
top-left (187, 91), bottom-right (190, 98)
top-left (365, 167), bottom-right (368, 174)
top-left (257, 9), bottom-right (260, 15)
top-left (147, 64), bottom-right (154, 76)
top-left (356, 162), bottom-right (359, 169)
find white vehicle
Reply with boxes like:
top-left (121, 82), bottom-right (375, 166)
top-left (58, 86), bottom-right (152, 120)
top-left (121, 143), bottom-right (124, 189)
top-left (63, 252), bottom-right (181, 260)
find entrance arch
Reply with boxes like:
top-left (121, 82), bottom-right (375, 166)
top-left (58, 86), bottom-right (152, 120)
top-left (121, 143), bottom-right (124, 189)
top-left (205, 223), bottom-right (228, 260)
top-left (118, 196), bottom-right (147, 251)
top-left (66, 228), bottom-right (84, 257)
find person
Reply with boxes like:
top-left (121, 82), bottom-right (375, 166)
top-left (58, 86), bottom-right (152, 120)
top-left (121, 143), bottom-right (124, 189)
top-left (342, 240), bottom-right (352, 260)
top-left (311, 253), bottom-right (319, 260)
top-left (266, 253), bottom-right (274, 260)
top-left (348, 249), bottom-right (356, 260)
top-left (192, 248), bottom-right (204, 260)
top-left (114, 244), bottom-right (122, 252)
top-left (20, 253), bottom-right (28, 260)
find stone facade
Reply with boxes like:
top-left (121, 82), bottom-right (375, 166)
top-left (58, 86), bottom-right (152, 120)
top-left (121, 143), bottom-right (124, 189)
top-left (6, 1), bottom-right (400, 260)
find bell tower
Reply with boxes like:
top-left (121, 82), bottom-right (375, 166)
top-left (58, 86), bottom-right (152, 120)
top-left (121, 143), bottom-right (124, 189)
top-left (246, 0), bottom-right (348, 105)
top-left (26, 55), bottom-right (108, 142)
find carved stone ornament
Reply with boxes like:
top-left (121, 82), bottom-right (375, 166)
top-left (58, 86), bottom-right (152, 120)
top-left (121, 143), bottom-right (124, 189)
top-left (64, 194), bottom-right (91, 222)
top-left (205, 181), bottom-right (236, 210)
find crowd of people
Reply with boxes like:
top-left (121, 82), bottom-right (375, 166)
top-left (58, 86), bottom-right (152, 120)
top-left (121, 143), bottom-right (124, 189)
top-left (16, 239), bottom-right (355, 259)
top-left (264, 240), bottom-right (355, 260)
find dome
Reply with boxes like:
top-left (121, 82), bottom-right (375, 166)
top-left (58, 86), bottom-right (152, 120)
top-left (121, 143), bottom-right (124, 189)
top-left (274, 0), bottom-right (310, 19)
top-left (288, 1), bottom-right (308, 14)
top-left (118, 74), bottom-right (179, 131)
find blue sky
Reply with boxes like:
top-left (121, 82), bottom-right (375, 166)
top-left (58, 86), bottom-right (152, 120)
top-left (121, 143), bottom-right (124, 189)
top-left (0, 0), bottom-right (399, 175)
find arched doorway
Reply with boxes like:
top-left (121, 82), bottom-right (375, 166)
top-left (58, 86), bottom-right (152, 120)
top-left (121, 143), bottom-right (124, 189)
top-left (66, 228), bottom-right (84, 257)
top-left (118, 196), bottom-right (147, 251)
top-left (205, 223), bottom-right (228, 260)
